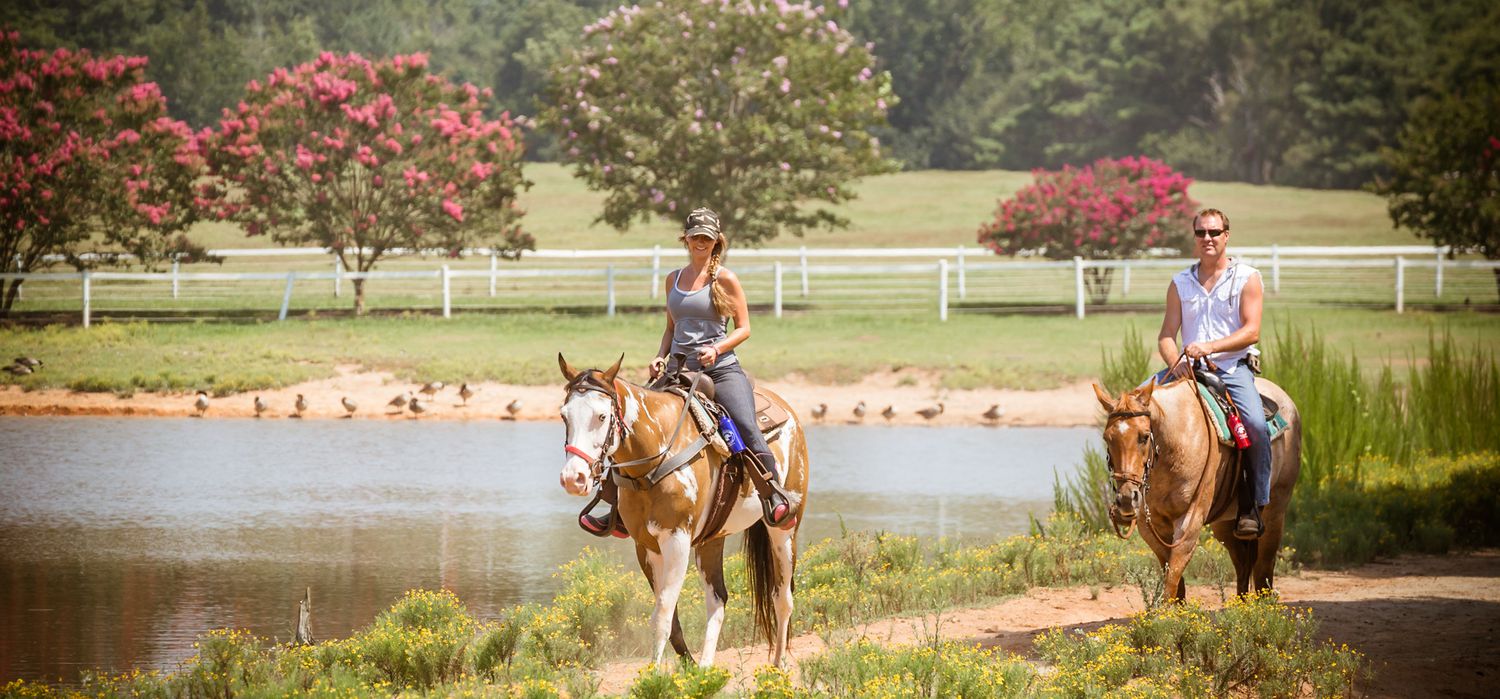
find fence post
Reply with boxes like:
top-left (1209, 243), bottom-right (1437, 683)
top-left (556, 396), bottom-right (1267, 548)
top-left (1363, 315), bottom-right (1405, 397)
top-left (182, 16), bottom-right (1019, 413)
top-left (1074, 256), bottom-right (1086, 319)
top-left (606, 265), bottom-right (616, 317)
top-left (13, 254), bottom-right (21, 300)
top-left (1434, 248), bottom-right (1444, 298)
top-left (81, 270), bottom-right (91, 328)
top-left (1271, 244), bottom-right (1281, 294)
top-left (774, 261), bottom-right (783, 318)
top-left (1395, 257), bottom-right (1405, 314)
top-left (799, 245), bottom-right (809, 297)
top-left (441, 265), bottom-right (452, 318)
top-left (1122, 260), bottom-right (1132, 297)
top-left (171, 257), bottom-right (180, 299)
top-left (938, 259), bottom-right (949, 322)
top-left (489, 252), bottom-right (498, 298)
top-left (334, 256), bottom-right (343, 298)
top-left (957, 245), bottom-right (967, 300)
top-left (651, 245), bottom-right (661, 299)
top-left (278, 272), bottom-right (295, 321)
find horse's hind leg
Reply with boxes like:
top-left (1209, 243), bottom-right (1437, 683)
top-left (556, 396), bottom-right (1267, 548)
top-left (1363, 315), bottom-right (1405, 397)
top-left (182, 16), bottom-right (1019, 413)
top-left (635, 537), bottom-right (695, 665)
top-left (694, 537), bottom-right (729, 666)
top-left (1212, 522), bottom-right (1257, 597)
top-left (767, 524), bottom-right (797, 666)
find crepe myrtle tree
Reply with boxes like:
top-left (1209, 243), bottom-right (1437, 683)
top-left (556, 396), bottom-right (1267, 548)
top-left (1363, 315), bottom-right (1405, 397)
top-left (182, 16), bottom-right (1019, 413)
top-left (199, 51), bottom-right (533, 315)
top-left (978, 156), bottom-right (1197, 303)
top-left (1373, 84), bottom-right (1500, 300)
top-left (542, 0), bottom-right (897, 245)
top-left (0, 30), bottom-right (207, 315)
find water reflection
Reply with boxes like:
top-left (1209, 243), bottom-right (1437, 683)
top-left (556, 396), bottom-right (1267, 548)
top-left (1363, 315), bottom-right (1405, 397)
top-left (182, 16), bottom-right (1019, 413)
top-left (0, 417), bottom-right (1093, 682)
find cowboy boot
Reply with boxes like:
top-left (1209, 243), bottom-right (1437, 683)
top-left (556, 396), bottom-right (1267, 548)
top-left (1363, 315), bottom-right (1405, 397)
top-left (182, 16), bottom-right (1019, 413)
top-left (579, 478), bottom-right (629, 538)
top-left (1234, 505), bottom-right (1264, 540)
top-left (742, 452), bottom-right (795, 528)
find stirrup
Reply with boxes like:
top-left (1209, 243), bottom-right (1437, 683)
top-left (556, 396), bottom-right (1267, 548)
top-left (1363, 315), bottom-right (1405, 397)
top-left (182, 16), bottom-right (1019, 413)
top-left (1233, 509), bottom-right (1264, 540)
top-left (761, 491), bottom-right (794, 529)
top-left (578, 493), bottom-right (628, 538)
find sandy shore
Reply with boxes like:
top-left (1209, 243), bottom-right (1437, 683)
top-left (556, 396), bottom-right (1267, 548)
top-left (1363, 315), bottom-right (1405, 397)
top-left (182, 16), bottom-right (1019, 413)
top-left (0, 367), bottom-right (1101, 427)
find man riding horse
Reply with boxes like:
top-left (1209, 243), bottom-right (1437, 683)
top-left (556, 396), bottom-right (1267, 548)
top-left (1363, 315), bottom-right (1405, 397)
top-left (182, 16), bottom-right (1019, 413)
top-left (1152, 207), bottom-right (1271, 540)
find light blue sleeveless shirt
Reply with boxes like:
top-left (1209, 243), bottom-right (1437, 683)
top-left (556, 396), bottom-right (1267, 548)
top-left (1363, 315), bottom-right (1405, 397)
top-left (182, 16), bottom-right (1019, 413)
top-left (1173, 258), bottom-right (1260, 374)
top-left (668, 269), bottom-right (737, 371)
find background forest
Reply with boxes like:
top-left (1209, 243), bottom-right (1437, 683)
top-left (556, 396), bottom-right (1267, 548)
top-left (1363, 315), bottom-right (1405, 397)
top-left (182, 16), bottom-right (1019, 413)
top-left (6, 0), bottom-right (1495, 189)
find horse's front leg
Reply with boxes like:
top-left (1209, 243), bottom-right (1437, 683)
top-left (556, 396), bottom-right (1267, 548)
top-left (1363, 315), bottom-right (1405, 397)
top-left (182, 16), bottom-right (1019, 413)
top-left (646, 527), bottom-right (694, 666)
top-left (694, 537), bottom-right (729, 666)
top-left (635, 540), bottom-right (693, 664)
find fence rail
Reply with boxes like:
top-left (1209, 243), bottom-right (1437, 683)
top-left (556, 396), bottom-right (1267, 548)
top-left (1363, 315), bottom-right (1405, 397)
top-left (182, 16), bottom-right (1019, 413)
top-left (2, 248), bottom-right (1495, 326)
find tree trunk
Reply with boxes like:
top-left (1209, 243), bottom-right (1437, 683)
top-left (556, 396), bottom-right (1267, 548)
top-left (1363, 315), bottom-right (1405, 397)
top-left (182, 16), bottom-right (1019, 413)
top-left (0, 279), bottom-right (21, 316)
top-left (1084, 267), bottom-right (1115, 305)
top-left (352, 278), bottom-right (366, 316)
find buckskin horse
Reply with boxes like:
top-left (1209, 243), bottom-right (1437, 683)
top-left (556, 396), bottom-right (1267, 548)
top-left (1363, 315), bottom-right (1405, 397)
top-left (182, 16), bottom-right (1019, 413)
top-left (1093, 373), bottom-right (1301, 600)
top-left (556, 354), bottom-right (810, 668)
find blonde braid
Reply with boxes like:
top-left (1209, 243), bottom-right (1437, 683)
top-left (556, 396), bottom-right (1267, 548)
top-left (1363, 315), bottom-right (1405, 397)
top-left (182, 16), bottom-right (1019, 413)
top-left (705, 241), bottom-right (733, 318)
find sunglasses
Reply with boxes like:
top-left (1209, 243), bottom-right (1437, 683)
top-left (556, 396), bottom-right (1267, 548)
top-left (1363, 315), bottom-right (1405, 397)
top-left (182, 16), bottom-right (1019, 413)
top-left (1193, 229), bottom-right (1226, 239)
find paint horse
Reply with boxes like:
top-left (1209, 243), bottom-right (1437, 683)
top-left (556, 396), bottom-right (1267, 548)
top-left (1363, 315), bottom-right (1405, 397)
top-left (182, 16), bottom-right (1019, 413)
top-left (1093, 374), bottom-right (1301, 600)
top-left (557, 354), bottom-right (810, 667)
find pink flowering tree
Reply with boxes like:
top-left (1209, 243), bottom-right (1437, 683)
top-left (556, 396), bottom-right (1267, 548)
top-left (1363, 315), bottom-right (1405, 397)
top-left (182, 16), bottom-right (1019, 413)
top-left (199, 51), bottom-right (533, 315)
top-left (977, 156), bottom-right (1198, 303)
top-left (542, 1), bottom-right (896, 245)
top-left (0, 30), bottom-right (206, 315)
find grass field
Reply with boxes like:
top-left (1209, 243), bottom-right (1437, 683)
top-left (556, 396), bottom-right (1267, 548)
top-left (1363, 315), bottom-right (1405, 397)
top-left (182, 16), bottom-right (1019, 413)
top-left (181, 164), bottom-right (1414, 251)
top-left (2, 307), bottom-right (1493, 394)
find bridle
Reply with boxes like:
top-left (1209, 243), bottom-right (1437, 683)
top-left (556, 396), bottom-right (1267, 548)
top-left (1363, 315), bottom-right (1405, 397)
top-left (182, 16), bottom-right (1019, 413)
top-left (562, 370), bottom-right (626, 488)
top-left (1105, 408), bottom-right (1156, 539)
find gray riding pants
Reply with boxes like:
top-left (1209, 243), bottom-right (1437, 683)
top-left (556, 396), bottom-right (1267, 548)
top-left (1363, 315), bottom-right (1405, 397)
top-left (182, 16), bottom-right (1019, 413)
top-left (702, 361), bottom-right (778, 477)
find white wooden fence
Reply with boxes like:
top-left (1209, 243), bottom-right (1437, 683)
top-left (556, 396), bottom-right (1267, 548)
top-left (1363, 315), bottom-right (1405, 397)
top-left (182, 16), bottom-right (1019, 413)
top-left (3, 245), bottom-right (1495, 325)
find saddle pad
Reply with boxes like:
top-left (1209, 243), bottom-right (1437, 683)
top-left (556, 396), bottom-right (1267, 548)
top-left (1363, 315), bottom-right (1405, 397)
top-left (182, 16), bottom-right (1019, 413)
top-left (1196, 383), bottom-right (1288, 446)
top-left (753, 391), bottom-right (790, 433)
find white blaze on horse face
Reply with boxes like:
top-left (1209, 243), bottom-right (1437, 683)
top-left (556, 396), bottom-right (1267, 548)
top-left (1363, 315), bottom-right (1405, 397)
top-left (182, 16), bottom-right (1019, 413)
top-left (559, 389), bottom-right (614, 496)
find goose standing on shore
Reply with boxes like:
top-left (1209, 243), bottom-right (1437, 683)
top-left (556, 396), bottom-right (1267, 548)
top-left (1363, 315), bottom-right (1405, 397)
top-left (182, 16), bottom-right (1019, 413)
top-left (852, 401), bottom-right (867, 420)
top-left (418, 381), bottom-right (444, 398)
top-left (506, 398), bottom-right (522, 419)
top-left (293, 394), bottom-right (308, 418)
top-left (983, 404), bottom-right (1005, 422)
top-left (917, 403), bottom-right (944, 420)
top-left (811, 403), bottom-right (828, 421)
top-left (194, 391), bottom-right (210, 417)
top-left (881, 404), bottom-right (897, 422)
top-left (253, 396), bottom-right (268, 417)
top-left (409, 397), bottom-right (427, 417)
top-left (458, 383), bottom-right (474, 406)
top-left (341, 396), bottom-right (358, 417)
top-left (387, 392), bottom-right (410, 413)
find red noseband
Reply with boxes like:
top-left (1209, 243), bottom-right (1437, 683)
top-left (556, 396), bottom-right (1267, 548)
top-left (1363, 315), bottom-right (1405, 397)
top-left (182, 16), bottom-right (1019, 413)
top-left (565, 444), bottom-right (596, 463)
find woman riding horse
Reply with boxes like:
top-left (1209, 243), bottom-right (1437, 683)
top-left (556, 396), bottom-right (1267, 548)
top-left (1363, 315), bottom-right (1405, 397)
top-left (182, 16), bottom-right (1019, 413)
top-left (580, 207), bottom-right (791, 535)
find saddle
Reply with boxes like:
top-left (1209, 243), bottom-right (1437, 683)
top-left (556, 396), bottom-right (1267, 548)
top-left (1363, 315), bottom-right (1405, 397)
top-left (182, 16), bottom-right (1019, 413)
top-left (1192, 368), bottom-right (1289, 447)
top-left (659, 369), bottom-right (792, 435)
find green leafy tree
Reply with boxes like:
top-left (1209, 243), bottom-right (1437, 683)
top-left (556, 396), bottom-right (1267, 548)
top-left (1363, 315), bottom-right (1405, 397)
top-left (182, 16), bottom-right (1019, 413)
top-left (1373, 84), bottom-right (1500, 299)
top-left (198, 51), bottom-right (533, 314)
top-left (542, 0), bottom-right (897, 245)
top-left (978, 157), bottom-right (1197, 303)
top-left (0, 30), bottom-right (204, 315)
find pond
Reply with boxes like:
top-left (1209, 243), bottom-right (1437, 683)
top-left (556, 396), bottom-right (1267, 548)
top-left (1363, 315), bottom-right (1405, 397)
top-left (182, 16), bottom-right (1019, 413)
top-left (0, 417), bottom-right (1095, 682)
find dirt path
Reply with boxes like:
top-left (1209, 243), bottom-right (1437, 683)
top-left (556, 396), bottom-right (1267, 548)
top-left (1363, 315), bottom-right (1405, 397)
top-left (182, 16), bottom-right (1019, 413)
top-left (596, 551), bottom-right (1500, 698)
top-left (0, 368), bottom-right (1100, 427)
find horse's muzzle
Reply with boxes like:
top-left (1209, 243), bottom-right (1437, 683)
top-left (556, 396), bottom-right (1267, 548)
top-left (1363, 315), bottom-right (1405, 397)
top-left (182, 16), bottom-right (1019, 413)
top-left (1112, 488), bottom-right (1141, 521)
top-left (561, 470), bottom-right (591, 496)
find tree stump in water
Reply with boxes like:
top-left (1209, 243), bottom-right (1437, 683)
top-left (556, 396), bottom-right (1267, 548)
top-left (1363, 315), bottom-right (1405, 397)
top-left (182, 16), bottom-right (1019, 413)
top-left (294, 587), bottom-right (313, 645)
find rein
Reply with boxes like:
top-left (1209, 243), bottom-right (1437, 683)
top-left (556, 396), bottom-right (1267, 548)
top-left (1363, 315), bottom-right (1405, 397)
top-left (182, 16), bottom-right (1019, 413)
top-left (563, 370), bottom-right (709, 492)
top-left (1115, 388), bottom-right (1222, 550)
top-left (562, 371), bottom-right (627, 488)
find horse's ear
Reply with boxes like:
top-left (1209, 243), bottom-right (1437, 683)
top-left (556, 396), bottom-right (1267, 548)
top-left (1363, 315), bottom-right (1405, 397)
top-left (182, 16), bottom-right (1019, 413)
top-left (1092, 383), bottom-right (1116, 411)
top-left (1139, 377), bottom-right (1157, 404)
top-left (558, 353), bottom-right (579, 382)
top-left (602, 353), bottom-right (624, 384)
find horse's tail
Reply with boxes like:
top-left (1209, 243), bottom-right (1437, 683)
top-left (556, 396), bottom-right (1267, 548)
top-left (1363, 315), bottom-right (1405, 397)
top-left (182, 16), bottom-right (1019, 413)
top-left (743, 520), bottom-right (778, 647)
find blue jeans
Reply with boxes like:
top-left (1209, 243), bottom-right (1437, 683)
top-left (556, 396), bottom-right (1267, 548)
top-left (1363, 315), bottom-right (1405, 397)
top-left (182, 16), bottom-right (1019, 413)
top-left (1152, 361), bottom-right (1271, 507)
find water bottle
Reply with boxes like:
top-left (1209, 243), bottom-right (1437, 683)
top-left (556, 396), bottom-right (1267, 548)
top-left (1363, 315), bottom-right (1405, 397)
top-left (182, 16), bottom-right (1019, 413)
top-left (717, 415), bottom-right (748, 453)
top-left (1227, 411), bottom-right (1252, 449)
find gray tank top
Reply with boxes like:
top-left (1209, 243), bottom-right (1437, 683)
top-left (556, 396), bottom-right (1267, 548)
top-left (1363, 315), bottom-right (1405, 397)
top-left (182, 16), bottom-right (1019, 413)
top-left (667, 269), bottom-right (737, 370)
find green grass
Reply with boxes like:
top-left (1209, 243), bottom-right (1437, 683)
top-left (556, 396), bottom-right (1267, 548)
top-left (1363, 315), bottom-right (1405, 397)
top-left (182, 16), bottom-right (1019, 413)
top-left (1, 308), bottom-right (1494, 395)
top-left (179, 164), bottom-right (1412, 251)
